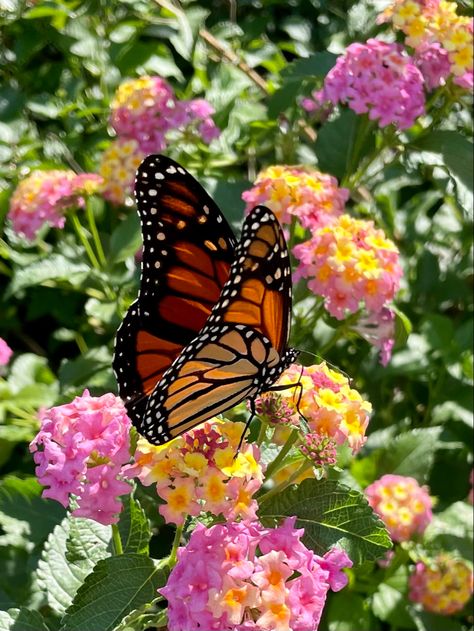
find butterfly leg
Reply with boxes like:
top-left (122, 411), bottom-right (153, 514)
top-left (234, 398), bottom-right (258, 457)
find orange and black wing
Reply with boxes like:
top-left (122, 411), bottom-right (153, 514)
top-left (140, 206), bottom-right (297, 444)
top-left (113, 155), bottom-right (236, 426)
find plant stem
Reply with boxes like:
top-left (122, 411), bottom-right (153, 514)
top-left (169, 523), bottom-right (184, 567)
top-left (256, 419), bottom-right (268, 446)
top-left (70, 211), bottom-right (101, 270)
top-left (86, 198), bottom-right (107, 268)
top-left (264, 428), bottom-right (299, 481)
top-left (111, 523), bottom-right (123, 555)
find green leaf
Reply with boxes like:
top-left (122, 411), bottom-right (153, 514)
top-left (168, 6), bottom-right (207, 61)
top-left (378, 427), bottom-right (442, 482)
top-left (267, 81), bottom-right (302, 118)
top-left (281, 51), bottom-right (337, 80)
top-left (259, 479), bottom-right (392, 564)
top-left (424, 501), bottom-right (473, 560)
top-left (58, 346), bottom-right (112, 389)
top-left (60, 555), bottom-right (167, 631)
top-left (0, 476), bottom-right (65, 549)
top-left (0, 608), bottom-right (50, 631)
top-left (267, 52), bottom-right (336, 118)
top-left (109, 211), bottom-right (141, 265)
top-left (315, 110), bottom-right (375, 181)
top-left (36, 515), bottom-right (111, 615)
top-left (203, 179), bottom-right (249, 227)
top-left (8, 254), bottom-right (89, 295)
top-left (372, 566), bottom-right (414, 628)
top-left (393, 306), bottom-right (412, 348)
top-left (410, 131), bottom-right (473, 216)
top-left (7, 353), bottom-right (55, 392)
top-left (410, 609), bottom-right (465, 631)
top-left (117, 496), bottom-right (151, 555)
top-left (324, 591), bottom-right (373, 631)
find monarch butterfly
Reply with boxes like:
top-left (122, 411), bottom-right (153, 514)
top-left (113, 155), bottom-right (298, 445)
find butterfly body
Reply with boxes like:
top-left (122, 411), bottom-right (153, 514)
top-left (113, 156), bottom-right (296, 445)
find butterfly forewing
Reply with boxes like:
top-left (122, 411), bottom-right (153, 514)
top-left (113, 155), bottom-right (236, 426)
top-left (141, 205), bottom-right (295, 445)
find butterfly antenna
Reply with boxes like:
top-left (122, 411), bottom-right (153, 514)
top-left (296, 348), bottom-right (352, 383)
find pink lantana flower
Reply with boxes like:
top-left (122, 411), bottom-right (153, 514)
top-left (8, 170), bottom-right (102, 241)
top-left (242, 165), bottom-right (348, 229)
top-left (320, 39), bottom-right (425, 129)
top-left (380, 0), bottom-right (473, 90)
top-left (365, 474), bottom-right (433, 542)
top-left (99, 138), bottom-right (145, 206)
top-left (125, 419), bottom-right (264, 526)
top-left (274, 362), bottom-right (372, 454)
top-left (110, 76), bottom-right (219, 154)
top-left (293, 214), bottom-right (402, 320)
top-left (160, 517), bottom-right (352, 631)
top-left (30, 390), bottom-right (132, 525)
top-left (409, 555), bottom-right (473, 615)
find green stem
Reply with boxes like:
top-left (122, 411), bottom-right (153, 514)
top-left (259, 460), bottom-right (313, 504)
top-left (169, 523), bottom-right (184, 567)
top-left (256, 419), bottom-right (268, 446)
top-left (264, 428), bottom-right (299, 481)
top-left (70, 211), bottom-right (101, 270)
top-left (86, 198), bottom-right (107, 268)
top-left (111, 523), bottom-right (123, 555)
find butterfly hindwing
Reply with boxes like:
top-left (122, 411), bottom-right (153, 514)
top-left (140, 206), bottom-right (296, 444)
top-left (113, 155), bottom-right (236, 426)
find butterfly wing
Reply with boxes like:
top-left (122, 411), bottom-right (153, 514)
top-left (113, 154), bottom-right (236, 425)
top-left (140, 206), bottom-right (295, 444)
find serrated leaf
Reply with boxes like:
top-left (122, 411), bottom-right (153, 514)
top-left (109, 212), bottom-right (141, 265)
top-left (0, 476), bottom-right (65, 548)
top-left (36, 515), bottom-right (111, 615)
top-left (60, 554), bottom-right (167, 631)
top-left (113, 600), bottom-right (166, 631)
top-left (0, 608), bottom-right (50, 631)
top-left (8, 254), bottom-right (89, 295)
top-left (117, 496), bottom-right (151, 555)
top-left (259, 479), bottom-right (391, 564)
top-left (379, 427), bottom-right (442, 482)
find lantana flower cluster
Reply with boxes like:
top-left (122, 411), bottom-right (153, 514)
top-left (100, 76), bottom-right (219, 205)
top-left (380, 0), bottom-right (473, 90)
top-left (409, 555), bottom-right (474, 615)
top-left (99, 139), bottom-right (145, 205)
top-left (257, 362), bottom-right (372, 454)
top-left (160, 517), bottom-right (352, 631)
top-left (126, 419), bottom-right (264, 525)
top-left (365, 474), bottom-right (433, 542)
top-left (242, 165), bottom-right (349, 229)
top-left (8, 170), bottom-right (103, 241)
top-left (314, 39), bottom-right (425, 129)
top-left (293, 214), bottom-right (403, 321)
top-left (110, 76), bottom-right (219, 153)
top-left (29, 390), bottom-right (132, 525)
top-left (0, 338), bottom-right (12, 366)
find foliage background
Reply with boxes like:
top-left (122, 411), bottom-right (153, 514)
top-left (0, 0), bottom-right (472, 630)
